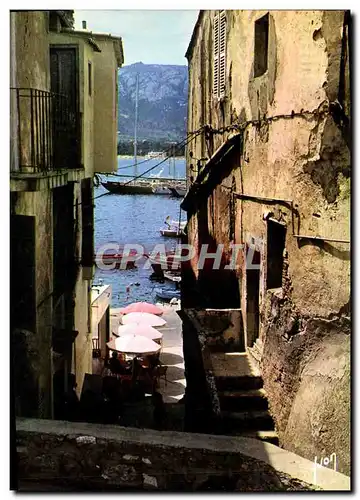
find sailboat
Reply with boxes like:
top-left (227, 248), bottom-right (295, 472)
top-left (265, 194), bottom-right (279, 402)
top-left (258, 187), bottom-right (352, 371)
top-left (102, 74), bottom-right (153, 195)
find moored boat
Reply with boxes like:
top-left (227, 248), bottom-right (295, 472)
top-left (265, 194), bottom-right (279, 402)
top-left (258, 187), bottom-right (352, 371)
top-left (152, 184), bottom-right (172, 195)
top-left (155, 287), bottom-right (181, 302)
top-left (160, 219), bottom-right (186, 237)
top-left (169, 187), bottom-right (186, 198)
top-left (102, 181), bottom-right (154, 195)
top-left (163, 270), bottom-right (181, 283)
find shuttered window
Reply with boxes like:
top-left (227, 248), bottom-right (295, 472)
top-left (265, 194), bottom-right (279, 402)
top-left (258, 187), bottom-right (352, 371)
top-left (213, 10), bottom-right (227, 99)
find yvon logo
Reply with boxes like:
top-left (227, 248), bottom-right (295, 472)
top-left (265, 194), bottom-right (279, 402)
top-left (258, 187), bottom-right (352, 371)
top-left (313, 453), bottom-right (337, 484)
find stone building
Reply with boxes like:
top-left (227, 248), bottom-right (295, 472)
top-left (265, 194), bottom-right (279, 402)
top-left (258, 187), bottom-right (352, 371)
top-left (10, 10), bottom-right (124, 419)
top-left (180, 10), bottom-right (351, 475)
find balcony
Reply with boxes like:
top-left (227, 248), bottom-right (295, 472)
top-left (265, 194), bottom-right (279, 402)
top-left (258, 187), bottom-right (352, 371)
top-left (10, 88), bottom-right (84, 191)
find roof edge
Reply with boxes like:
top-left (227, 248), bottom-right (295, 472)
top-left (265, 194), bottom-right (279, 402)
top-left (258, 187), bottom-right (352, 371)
top-left (61, 29), bottom-right (124, 66)
top-left (185, 10), bottom-right (204, 61)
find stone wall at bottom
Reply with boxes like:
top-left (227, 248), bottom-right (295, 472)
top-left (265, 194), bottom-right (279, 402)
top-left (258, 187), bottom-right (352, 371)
top-left (14, 418), bottom-right (350, 491)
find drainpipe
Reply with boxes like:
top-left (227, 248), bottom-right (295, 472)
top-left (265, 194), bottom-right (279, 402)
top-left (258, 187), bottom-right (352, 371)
top-left (234, 193), bottom-right (350, 244)
top-left (10, 11), bottom-right (19, 172)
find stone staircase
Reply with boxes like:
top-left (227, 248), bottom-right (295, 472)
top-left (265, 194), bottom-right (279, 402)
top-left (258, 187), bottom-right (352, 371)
top-left (211, 352), bottom-right (278, 445)
top-left (247, 338), bottom-right (263, 368)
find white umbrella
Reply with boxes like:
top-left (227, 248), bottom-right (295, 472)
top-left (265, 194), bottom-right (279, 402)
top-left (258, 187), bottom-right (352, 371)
top-left (119, 302), bottom-right (163, 315)
top-left (107, 334), bottom-right (161, 356)
top-left (121, 312), bottom-right (166, 327)
top-left (116, 323), bottom-right (163, 341)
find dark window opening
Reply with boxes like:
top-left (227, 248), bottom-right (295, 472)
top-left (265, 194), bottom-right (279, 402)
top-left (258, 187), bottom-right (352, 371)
top-left (267, 220), bottom-right (286, 289)
top-left (10, 214), bottom-right (36, 332)
top-left (254, 13), bottom-right (269, 78)
top-left (88, 62), bottom-right (92, 96)
top-left (53, 183), bottom-right (76, 303)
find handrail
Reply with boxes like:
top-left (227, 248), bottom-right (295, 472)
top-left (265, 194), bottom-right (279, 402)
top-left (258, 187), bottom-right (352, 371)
top-left (10, 87), bottom-right (81, 172)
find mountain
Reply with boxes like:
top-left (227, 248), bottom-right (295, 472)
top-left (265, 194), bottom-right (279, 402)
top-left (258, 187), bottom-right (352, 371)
top-left (117, 62), bottom-right (188, 142)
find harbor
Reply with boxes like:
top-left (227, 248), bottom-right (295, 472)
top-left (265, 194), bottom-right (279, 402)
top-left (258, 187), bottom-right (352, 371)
top-left (94, 155), bottom-right (186, 308)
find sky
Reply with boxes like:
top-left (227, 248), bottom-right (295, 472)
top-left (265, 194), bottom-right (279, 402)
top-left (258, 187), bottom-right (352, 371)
top-left (74, 10), bottom-right (199, 66)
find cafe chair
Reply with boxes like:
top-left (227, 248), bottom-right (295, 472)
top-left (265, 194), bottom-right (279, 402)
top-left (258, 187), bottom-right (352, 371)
top-left (92, 338), bottom-right (101, 358)
top-left (154, 364), bottom-right (168, 387)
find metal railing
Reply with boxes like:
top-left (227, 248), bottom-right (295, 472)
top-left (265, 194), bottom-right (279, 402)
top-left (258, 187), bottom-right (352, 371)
top-left (10, 87), bottom-right (81, 173)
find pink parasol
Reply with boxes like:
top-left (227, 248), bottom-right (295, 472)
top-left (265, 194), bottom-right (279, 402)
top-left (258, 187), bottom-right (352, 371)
top-left (121, 312), bottom-right (166, 327)
top-left (116, 323), bottom-right (163, 341)
top-left (107, 334), bottom-right (161, 355)
top-left (119, 302), bottom-right (163, 316)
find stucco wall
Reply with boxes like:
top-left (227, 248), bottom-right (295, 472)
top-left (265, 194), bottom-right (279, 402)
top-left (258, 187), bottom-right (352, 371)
top-left (48, 32), bottom-right (95, 178)
top-left (185, 9), bottom-right (350, 474)
top-left (93, 39), bottom-right (119, 173)
top-left (13, 11), bottom-right (50, 170)
top-left (72, 182), bottom-right (92, 394)
top-left (81, 40), bottom-right (95, 178)
top-left (73, 271), bottom-right (92, 395)
top-left (15, 11), bottom-right (50, 90)
top-left (12, 190), bottom-right (53, 418)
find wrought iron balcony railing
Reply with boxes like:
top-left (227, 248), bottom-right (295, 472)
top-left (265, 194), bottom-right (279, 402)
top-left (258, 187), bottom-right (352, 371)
top-left (10, 87), bottom-right (81, 173)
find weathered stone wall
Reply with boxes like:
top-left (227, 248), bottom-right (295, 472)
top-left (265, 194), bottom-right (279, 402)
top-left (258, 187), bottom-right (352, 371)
top-left (261, 290), bottom-right (350, 475)
top-left (186, 308), bottom-right (244, 351)
top-left (183, 144), bottom-right (242, 309)
top-left (185, 10), bottom-right (350, 475)
top-left (16, 418), bottom-right (350, 491)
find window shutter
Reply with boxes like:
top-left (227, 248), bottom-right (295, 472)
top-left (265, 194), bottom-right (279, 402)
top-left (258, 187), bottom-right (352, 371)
top-left (213, 14), bottom-right (219, 98)
top-left (219, 11), bottom-right (226, 98)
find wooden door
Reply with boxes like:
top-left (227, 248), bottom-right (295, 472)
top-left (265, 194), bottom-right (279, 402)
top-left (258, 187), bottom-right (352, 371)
top-left (50, 47), bottom-right (80, 169)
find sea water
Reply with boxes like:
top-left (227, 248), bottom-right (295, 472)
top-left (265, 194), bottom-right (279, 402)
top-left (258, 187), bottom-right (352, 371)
top-left (93, 156), bottom-right (186, 307)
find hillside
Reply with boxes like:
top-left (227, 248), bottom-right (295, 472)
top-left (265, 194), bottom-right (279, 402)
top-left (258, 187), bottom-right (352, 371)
top-left (118, 62), bottom-right (188, 142)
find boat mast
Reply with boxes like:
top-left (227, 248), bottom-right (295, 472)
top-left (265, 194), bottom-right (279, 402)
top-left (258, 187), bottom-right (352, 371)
top-left (134, 73), bottom-right (139, 178)
top-left (172, 144), bottom-right (176, 179)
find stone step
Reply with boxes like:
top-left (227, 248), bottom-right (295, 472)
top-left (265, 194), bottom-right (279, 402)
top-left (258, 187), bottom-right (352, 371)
top-left (235, 430), bottom-right (279, 445)
top-left (218, 388), bottom-right (268, 412)
top-left (248, 344), bottom-right (262, 363)
top-left (215, 375), bottom-right (263, 392)
top-left (220, 409), bottom-right (275, 431)
top-left (247, 339), bottom-right (263, 365)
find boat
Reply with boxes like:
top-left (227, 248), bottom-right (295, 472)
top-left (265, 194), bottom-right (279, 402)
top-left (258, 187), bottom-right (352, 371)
top-left (146, 251), bottom-right (181, 273)
top-left (169, 187), bottom-right (186, 198)
top-left (160, 219), bottom-right (186, 237)
top-left (94, 251), bottom-right (138, 269)
top-left (152, 183), bottom-right (172, 195)
top-left (102, 181), bottom-right (154, 195)
top-left (160, 228), bottom-right (183, 237)
top-left (163, 270), bottom-right (181, 283)
top-left (155, 287), bottom-right (181, 302)
top-left (146, 151), bottom-right (166, 159)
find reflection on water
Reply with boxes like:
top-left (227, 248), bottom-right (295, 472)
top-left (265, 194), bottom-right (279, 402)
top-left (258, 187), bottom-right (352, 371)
top-left (94, 156), bottom-right (186, 307)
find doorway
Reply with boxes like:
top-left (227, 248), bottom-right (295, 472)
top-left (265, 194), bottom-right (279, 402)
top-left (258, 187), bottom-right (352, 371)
top-left (266, 219), bottom-right (286, 289)
top-left (50, 46), bottom-right (80, 168)
top-left (246, 265), bottom-right (260, 348)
